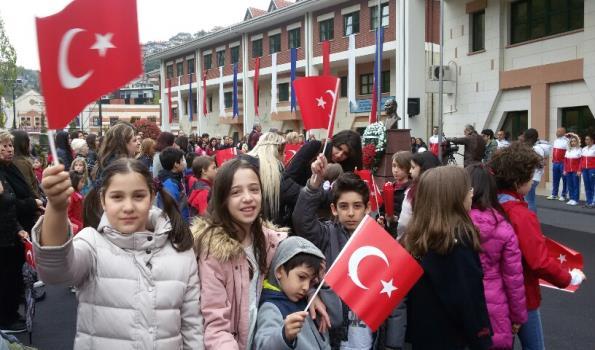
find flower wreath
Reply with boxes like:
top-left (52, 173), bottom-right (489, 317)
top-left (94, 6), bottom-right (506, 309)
top-left (361, 122), bottom-right (387, 171)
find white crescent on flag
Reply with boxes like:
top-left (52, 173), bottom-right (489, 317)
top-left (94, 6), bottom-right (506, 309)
top-left (58, 28), bottom-right (94, 89)
top-left (348, 245), bottom-right (389, 290)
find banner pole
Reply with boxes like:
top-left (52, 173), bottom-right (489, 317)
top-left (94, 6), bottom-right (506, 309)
top-left (47, 129), bottom-right (60, 166)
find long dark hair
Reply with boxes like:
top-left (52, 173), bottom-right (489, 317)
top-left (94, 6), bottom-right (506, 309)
top-left (407, 151), bottom-right (442, 203)
top-left (55, 131), bottom-right (72, 153)
top-left (86, 134), bottom-right (97, 151)
top-left (83, 158), bottom-right (193, 251)
top-left (465, 164), bottom-right (508, 221)
top-left (198, 158), bottom-right (268, 274)
top-left (11, 130), bottom-right (31, 157)
top-left (326, 130), bottom-right (362, 171)
top-left (155, 132), bottom-right (176, 152)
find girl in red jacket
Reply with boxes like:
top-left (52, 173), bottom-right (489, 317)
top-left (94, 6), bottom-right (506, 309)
top-left (67, 171), bottom-right (84, 234)
top-left (188, 156), bottom-right (217, 216)
top-left (489, 142), bottom-right (586, 349)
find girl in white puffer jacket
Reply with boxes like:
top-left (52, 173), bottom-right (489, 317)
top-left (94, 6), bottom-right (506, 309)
top-left (33, 158), bottom-right (203, 350)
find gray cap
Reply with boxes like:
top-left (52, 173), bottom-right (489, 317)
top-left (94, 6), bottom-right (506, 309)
top-left (267, 236), bottom-right (325, 288)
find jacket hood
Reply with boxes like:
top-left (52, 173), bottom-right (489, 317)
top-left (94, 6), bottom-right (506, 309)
top-left (267, 236), bottom-right (325, 288)
top-left (259, 280), bottom-right (307, 318)
top-left (469, 208), bottom-right (505, 233)
top-left (158, 169), bottom-right (182, 183)
top-left (98, 207), bottom-right (172, 251)
top-left (191, 216), bottom-right (288, 262)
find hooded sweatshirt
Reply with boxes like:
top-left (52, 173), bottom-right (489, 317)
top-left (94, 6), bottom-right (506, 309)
top-left (158, 169), bottom-right (190, 222)
top-left (254, 237), bottom-right (330, 350)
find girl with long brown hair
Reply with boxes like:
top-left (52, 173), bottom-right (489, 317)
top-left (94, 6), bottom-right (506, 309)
top-left (405, 166), bottom-right (492, 349)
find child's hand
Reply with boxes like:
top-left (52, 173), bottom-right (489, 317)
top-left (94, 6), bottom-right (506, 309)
top-left (377, 216), bottom-right (386, 226)
top-left (309, 154), bottom-right (328, 189)
top-left (41, 165), bottom-right (73, 211)
top-left (284, 311), bottom-right (308, 341)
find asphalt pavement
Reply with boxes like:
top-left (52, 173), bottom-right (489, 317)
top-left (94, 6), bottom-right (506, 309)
top-left (14, 197), bottom-right (595, 350)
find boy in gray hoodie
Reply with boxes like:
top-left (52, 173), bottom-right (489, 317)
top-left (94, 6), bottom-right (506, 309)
top-left (253, 236), bottom-right (331, 350)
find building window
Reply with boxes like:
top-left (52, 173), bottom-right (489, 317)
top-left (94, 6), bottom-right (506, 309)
top-left (288, 28), bottom-right (301, 48)
top-left (176, 62), bottom-right (184, 76)
top-left (217, 50), bottom-right (225, 67)
top-left (510, 0), bottom-right (584, 45)
top-left (319, 19), bottom-right (334, 42)
top-left (340, 76), bottom-right (347, 97)
top-left (278, 83), bottom-right (290, 102)
top-left (224, 92), bottom-right (233, 108)
top-left (230, 46), bottom-right (240, 64)
top-left (381, 71), bottom-right (390, 93)
top-left (344, 12), bottom-right (360, 36)
top-left (501, 111), bottom-right (528, 141)
top-left (187, 58), bottom-right (195, 75)
top-left (208, 95), bottom-right (213, 112)
top-left (252, 39), bottom-right (263, 57)
top-left (166, 65), bottom-right (174, 79)
top-left (360, 73), bottom-right (373, 95)
top-left (371, 3), bottom-right (389, 30)
top-left (269, 34), bottom-right (281, 54)
top-left (562, 106), bottom-right (595, 141)
top-left (471, 10), bottom-right (485, 52)
top-left (203, 54), bottom-right (212, 70)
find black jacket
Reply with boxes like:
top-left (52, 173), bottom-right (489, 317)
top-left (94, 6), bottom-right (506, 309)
top-left (406, 239), bottom-right (492, 350)
top-left (0, 171), bottom-right (23, 247)
top-left (450, 133), bottom-right (486, 167)
top-left (0, 162), bottom-right (38, 234)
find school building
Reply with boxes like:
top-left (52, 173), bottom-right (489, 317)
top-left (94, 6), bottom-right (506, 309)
top-left (148, 0), bottom-right (441, 141)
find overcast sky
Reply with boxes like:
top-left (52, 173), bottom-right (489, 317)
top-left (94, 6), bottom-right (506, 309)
top-left (1, 0), bottom-right (271, 70)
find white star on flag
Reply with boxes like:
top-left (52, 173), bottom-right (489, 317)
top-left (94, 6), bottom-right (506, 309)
top-left (380, 279), bottom-right (398, 298)
top-left (558, 254), bottom-right (567, 264)
top-left (316, 96), bottom-right (326, 109)
top-left (90, 33), bottom-right (115, 57)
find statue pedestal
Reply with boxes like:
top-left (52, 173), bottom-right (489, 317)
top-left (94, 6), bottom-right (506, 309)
top-left (375, 129), bottom-right (411, 187)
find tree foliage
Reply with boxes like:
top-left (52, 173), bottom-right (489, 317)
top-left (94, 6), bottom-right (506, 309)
top-left (0, 13), bottom-right (17, 127)
top-left (134, 119), bottom-right (161, 140)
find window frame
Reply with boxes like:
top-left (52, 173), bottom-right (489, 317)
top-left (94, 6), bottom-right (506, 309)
top-left (269, 34), bottom-right (281, 54)
top-left (166, 65), bottom-right (174, 79)
top-left (187, 58), bottom-right (195, 75)
top-left (370, 3), bottom-right (389, 30)
top-left (224, 91), bottom-right (233, 109)
top-left (381, 71), bottom-right (390, 93)
top-left (359, 73), bottom-right (373, 95)
top-left (288, 28), bottom-right (301, 48)
top-left (230, 46), bottom-right (240, 64)
top-left (319, 18), bottom-right (334, 42)
top-left (278, 82), bottom-right (290, 102)
top-left (340, 76), bottom-right (348, 97)
top-left (176, 62), bottom-right (184, 76)
top-left (217, 50), bottom-right (225, 67)
top-left (470, 10), bottom-right (485, 52)
top-left (344, 11), bottom-right (360, 36)
top-left (252, 39), bottom-right (263, 57)
top-left (203, 54), bottom-right (212, 70)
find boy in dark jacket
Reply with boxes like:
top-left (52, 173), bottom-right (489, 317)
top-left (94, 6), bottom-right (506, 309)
top-left (293, 154), bottom-right (406, 350)
top-left (157, 147), bottom-right (190, 222)
top-left (254, 236), bottom-right (330, 350)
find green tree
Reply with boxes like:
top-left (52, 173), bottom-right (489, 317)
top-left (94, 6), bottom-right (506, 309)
top-left (0, 13), bottom-right (17, 127)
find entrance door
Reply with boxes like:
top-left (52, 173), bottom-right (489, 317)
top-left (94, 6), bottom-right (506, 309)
top-left (501, 110), bottom-right (528, 141)
top-left (562, 106), bottom-right (595, 144)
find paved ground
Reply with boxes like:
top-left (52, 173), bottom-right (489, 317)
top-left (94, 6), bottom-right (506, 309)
top-left (14, 197), bottom-right (595, 349)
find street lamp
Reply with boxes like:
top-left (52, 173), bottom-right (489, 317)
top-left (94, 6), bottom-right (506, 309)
top-left (12, 78), bottom-right (23, 129)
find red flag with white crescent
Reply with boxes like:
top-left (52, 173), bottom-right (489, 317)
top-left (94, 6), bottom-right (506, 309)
top-left (293, 76), bottom-right (340, 140)
top-left (539, 238), bottom-right (583, 293)
top-left (324, 216), bottom-right (423, 331)
top-left (36, 0), bottom-right (143, 129)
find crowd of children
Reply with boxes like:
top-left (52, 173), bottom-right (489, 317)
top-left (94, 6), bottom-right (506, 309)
top-left (0, 122), bottom-right (589, 350)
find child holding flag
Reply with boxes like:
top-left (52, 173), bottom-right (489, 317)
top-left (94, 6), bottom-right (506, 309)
top-left (489, 142), bottom-right (586, 349)
top-left (254, 236), bottom-right (330, 350)
top-left (293, 154), bottom-right (406, 349)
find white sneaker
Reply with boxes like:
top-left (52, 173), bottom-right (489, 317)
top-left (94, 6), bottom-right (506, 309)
top-left (546, 195), bottom-right (558, 200)
top-left (33, 280), bottom-right (45, 288)
top-left (558, 196), bottom-right (567, 202)
top-left (566, 200), bottom-right (578, 206)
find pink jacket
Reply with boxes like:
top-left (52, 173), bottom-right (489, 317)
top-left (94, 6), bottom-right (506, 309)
top-left (192, 218), bottom-right (287, 350)
top-left (470, 208), bottom-right (527, 349)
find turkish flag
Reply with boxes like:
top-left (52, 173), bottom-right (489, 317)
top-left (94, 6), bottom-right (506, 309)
top-left (354, 169), bottom-right (383, 212)
top-left (383, 182), bottom-right (395, 218)
top-left (324, 216), bottom-right (423, 331)
top-left (284, 143), bottom-right (302, 166)
top-left (22, 239), bottom-right (36, 269)
top-left (293, 76), bottom-right (340, 137)
top-left (215, 148), bottom-right (237, 167)
top-left (36, 0), bottom-right (143, 129)
top-left (539, 238), bottom-right (583, 293)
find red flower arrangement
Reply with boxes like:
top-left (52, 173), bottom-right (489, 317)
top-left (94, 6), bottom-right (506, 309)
top-left (362, 143), bottom-right (377, 170)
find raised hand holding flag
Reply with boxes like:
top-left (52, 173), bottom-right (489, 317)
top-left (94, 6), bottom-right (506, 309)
top-left (539, 238), bottom-right (584, 293)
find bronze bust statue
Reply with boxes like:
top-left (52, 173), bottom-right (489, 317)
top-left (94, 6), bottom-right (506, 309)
top-left (384, 98), bottom-right (401, 130)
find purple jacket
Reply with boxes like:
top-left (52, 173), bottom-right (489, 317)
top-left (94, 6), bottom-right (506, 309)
top-left (470, 208), bottom-right (527, 349)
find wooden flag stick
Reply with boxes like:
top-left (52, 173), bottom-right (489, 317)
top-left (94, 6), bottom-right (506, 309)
top-left (47, 129), bottom-right (60, 166)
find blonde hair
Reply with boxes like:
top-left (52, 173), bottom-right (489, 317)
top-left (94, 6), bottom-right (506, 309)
top-left (248, 132), bottom-right (286, 220)
top-left (70, 156), bottom-right (90, 187)
top-left (405, 166), bottom-right (481, 257)
top-left (0, 130), bottom-right (14, 144)
top-left (285, 131), bottom-right (299, 144)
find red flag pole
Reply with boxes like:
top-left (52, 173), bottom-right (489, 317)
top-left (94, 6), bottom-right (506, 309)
top-left (321, 78), bottom-right (341, 159)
